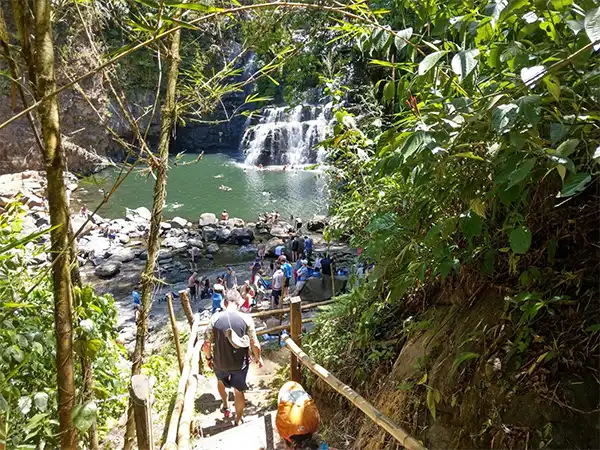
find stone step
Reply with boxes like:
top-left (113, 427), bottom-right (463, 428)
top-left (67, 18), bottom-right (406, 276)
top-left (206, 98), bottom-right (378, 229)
top-left (194, 411), bottom-right (285, 450)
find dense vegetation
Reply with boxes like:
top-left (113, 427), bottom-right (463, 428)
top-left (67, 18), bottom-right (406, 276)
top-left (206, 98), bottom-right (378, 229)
top-left (1, 0), bottom-right (598, 448)
top-left (303, 0), bottom-right (599, 448)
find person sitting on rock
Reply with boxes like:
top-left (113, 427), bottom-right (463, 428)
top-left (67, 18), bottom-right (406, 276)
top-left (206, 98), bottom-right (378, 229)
top-left (239, 280), bottom-right (255, 312)
top-left (221, 209), bottom-right (229, 221)
top-left (276, 381), bottom-right (338, 450)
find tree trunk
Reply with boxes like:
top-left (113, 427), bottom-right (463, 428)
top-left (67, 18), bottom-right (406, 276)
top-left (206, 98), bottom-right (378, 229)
top-left (123, 27), bottom-right (182, 450)
top-left (31, 0), bottom-right (77, 448)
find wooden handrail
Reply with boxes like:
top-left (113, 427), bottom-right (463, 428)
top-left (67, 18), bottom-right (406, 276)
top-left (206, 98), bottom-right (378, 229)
top-left (283, 336), bottom-right (427, 450)
top-left (162, 314), bottom-right (200, 450)
top-left (197, 298), bottom-right (336, 327)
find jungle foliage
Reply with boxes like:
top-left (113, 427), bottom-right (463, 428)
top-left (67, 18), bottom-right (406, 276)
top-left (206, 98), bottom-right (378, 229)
top-left (306, 0), bottom-right (599, 447)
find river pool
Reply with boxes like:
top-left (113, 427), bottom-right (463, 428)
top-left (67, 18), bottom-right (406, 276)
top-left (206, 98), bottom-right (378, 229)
top-left (73, 153), bottom-right (328, 222)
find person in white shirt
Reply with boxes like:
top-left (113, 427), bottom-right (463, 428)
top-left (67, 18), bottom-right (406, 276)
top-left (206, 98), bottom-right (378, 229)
top-left (271, 264), bottom-right (284, 308)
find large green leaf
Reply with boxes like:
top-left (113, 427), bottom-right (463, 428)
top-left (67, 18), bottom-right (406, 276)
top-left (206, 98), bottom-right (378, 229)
top-left (584, 7), bottom-right (600, 51)
top-left (418, 51), bottom-right (446, 76)
top-left (451, 49), bottom-right (480, 82)
top-left (460, 213), bottom-right (483, 240)
top-left (394, 27), bottom-right (413, 52)
top-left (516, 95), bottom-right (541, 125)
top-left (492, 103), bottom-right (519, 133)
top-left (557, 173), bottom-right (592, 197)
top-left (401, 132), bottom-right (434, 161)
top-left (72, 401), bottom-right (98, 432)
top-left (554, 139), bottom-right (579, 157)
top-left (507, 157), bottom-right (536, 188)
top-left (510, 226), bottom-right (532, 254)
top-left (383, 81), bottom-right (395, 104)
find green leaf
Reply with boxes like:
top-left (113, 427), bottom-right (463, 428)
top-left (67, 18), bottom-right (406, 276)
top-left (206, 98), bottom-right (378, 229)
top-left (544, 74), bottom-right (561, 101)
top-left (0, 393), bottom-right (8, 412)
top-left (426, 388), bottom-right (438, 419)
top-left (557, 173), bottom-right (592, 198)
top-left (401, 132), bottom-right (434, 161)
top-left (452, 152), bottom-right (485, 161)
top-left (593, 146), bottom-right (600, 163)
top-left (586, 324), bottom-right (600, 333)
top-left (554, 139), bottom-right (579, 157)
top-left (517, 95), bottom-right (541, 125)
top-left (470, 199), bottom-right (487, 218)
top-left (383, 81), bottom-right (395, 104)
top-left (556, 164), bottom-right (566, 181)
top-left (492, 104), bottom-right (519, 133)
top-left (460, 213), bottom-right (483, 240)
top-left (72, 401), bottom-right (98, 432)
top-left (452, 352), bottom-right (479, 372)
top-left (34, 392), bottom-right (48, 412)
top-left (451, 49), bottom-right (480, 82)
top-left (584, 7), bottom-right (600, 51)
top-left (418, 51), bottom-right (446, 76)
top-left (0, 225), bottom-right (56, 255)
top-left (507, 157), bottom-right (536, 188)
top-left (394, 27), bottom-right (413, 52)
top-left (510, 227), bottom-right (532, 254)
top-left (417, 372), bottom-right (428, 385)
top-left (163, 0), bottom-right (224, 12)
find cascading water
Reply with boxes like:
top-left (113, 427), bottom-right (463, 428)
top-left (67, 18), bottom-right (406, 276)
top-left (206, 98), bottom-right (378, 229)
top-left (240, 103), bottom-right (332, 166)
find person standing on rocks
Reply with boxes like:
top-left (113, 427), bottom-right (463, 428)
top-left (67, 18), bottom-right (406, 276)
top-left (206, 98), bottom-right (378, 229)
top-left (188, 272), bottom-right (199, 301)
top-left (294, 260), bottom-right (309, 296)
top-left (304, 235), bottom-right (313, 260)
top-left (281, 256), bottom-right (293, 299)
top-left (202, 290), bottom-right (263, 425)
top-left (221, 209), bottom-right (229, 221)
top-left (257, 239), bottom-right (266, 261)
top-left (212, 278), bottom-right (226, 314)
top-left (224, 266), bottom-right (238, 289)
top-left (291, 235), bottom-right (300, 262)
top-left (271, 264), bottom-right (284, 308)
top-left (250, 257), bottom-right (262, 285)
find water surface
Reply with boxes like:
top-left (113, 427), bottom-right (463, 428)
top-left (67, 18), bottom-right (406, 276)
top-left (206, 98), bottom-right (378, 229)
top-left (74, 153), bottom-right (328, 222)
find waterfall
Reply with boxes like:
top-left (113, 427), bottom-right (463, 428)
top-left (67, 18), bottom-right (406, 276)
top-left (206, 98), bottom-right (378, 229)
top-left (241, 103), bottom-right (332, 166)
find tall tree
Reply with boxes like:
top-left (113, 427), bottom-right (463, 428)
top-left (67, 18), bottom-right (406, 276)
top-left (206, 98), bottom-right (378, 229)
top-left (18, 0), bottom-right (78, 448)
top-left (123, 23), bottom-right (183, 450)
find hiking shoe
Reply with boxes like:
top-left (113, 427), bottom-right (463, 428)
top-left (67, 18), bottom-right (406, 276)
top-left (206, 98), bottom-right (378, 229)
top-left (220, 407), bottom-right (232, 419)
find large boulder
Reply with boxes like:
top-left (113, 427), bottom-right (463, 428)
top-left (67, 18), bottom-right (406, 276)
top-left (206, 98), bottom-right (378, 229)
top-left (160, 222), bottom-right (172, 232)
top-left (307, 215), bottom-right (328, 232)
top-left (187, 238), bottom-right (204, 249)
top-left (110, 248), bottom-right (136, 263)
top-left (170, 216), bottom-right (188, 229)
top-left (82, 236), bottom-right (111, 258)
top-left (126, 206), bottom-right (151, 222)
top-left (199, 213), bottom-right (218, 227)
top-left (118, 234), bottom-right (131, 244)
top-left (71, 215), bottom-right (93, 237)
top-left (228, 227), bottom-right (254, 245)
top-left (226, 217), bottom-right (245, 229)
top-left (269, 222), bottom-right (293, 238)
top-left (206, 243), bottom-right (219, 254)
top-left (266, 237), bottom-right (284, 256)
top-left (202, 226), bottom-right (217, 242)
top-left (237, 244), bottom-right (258, 256)
top-left (216, 227), bottom-right (231, 243)
top-left (162, 237), bottom-right (187, 249)
top-left (94, 261), bottom-right (122, 278)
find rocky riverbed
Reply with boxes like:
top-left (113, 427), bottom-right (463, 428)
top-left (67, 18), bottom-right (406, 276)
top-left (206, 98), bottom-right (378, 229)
top-left (1, 170), bottom-right (354, 349)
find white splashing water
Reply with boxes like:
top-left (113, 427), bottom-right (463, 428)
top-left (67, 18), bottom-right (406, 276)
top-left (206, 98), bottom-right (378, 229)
top-left (241, 103), bottom-right (332, 166)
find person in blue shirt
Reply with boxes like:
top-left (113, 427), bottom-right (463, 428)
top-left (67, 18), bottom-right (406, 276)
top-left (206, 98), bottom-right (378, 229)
top-left (294, 260), bottom-right (309, 295)
top-left (280, 255), bottom-right (293, 298)
top-left (212, 278), bottom-right (226, 314)
top-left (132, 290), bottom-right (141, 320)
top-left (304, 236), bottom-right (313, 259)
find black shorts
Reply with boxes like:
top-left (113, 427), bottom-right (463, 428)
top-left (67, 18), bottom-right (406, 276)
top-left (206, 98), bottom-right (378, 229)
top-left (215, 366), bottom-right (249, 391)
top-left (284, 278), bottom-right (291, 288)
top-left (189, 285), bottom-right (196, 296)
top-left (272, 289), bottom-right (282, 305)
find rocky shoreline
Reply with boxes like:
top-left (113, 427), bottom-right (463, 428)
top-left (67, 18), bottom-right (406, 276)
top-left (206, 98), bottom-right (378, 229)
top-left (1, 170), bottom-right (351, 348)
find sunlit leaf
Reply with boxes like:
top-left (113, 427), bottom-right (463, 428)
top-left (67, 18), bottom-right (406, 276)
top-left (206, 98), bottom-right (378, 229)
top-left (544, 74), bottom-right (561, 101)
top-left (492, 103), bottom-right (518, 133)
top-left (418, 51), bottom-right (446, 76)
top-left (557, 173), bottom-right (592, 197)
top-left (72, 401), bottom-right (98, 432)
top-left (520, 65), bottom-right (545, 88)
top-left (451, 49), bottom-right (479, 81)
top-left (394, 27), bottom-right (413, 51)
top-left (33, 392), bottom-right (48, 412)
top-left (584, 7), bottom-right (600, 51)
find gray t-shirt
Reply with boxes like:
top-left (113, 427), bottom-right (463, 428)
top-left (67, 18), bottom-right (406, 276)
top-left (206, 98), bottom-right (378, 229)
top-left (205, 310), bottom-right (258, 372)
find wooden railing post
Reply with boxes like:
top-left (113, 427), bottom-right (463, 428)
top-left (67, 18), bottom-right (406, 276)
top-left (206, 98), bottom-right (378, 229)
top-left (289, 296), bottom-right (302, 383)
top-left (179, 289), bottom-right (194, 327)
top-left (166, 293), bottom-right (184, 373)
top-left (131, 375), bottom-right (154, 450)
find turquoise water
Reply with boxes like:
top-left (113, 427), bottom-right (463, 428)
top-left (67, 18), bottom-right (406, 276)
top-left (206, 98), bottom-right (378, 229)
top-left (74, 153), bottom-right (328, 222)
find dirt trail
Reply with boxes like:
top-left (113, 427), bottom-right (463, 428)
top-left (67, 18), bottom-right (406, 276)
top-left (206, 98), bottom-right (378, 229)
top-left (192, 347), bottom-right (288, 449)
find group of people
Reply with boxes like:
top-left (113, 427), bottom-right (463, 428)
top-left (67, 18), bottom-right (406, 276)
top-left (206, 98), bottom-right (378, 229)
top-left (202, 288), bottom-right (336, 449)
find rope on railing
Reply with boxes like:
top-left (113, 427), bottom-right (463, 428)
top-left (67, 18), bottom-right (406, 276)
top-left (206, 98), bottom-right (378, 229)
top-left (283, 336), bottom-right (427, 450)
